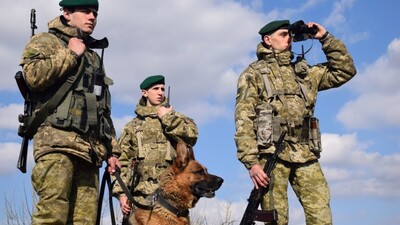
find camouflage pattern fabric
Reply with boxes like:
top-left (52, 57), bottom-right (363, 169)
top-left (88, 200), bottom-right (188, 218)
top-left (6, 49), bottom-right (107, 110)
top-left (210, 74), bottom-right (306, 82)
top-left (31, 153), bottom-right (99, 225)
top-left (235, 34), bottom-right (356, 225)
top-left (112, 98), bottom-right (198, 206)
top-left (260, 158), bottom-right (332, 225)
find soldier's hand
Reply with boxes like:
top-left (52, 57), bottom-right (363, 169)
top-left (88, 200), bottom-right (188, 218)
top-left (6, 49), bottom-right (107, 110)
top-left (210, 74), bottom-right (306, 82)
top-left (249, 164), bottom-right (269, 189)
top-left (306, 22), bottom-right (327, 39)
top-left (68, 37), bottom-right (86, 56)
top-left (157, 105), bottom-right (173, 118)
top-left (107, 155), bottom-right (121, 175)
top-left (119, 195), bottom-right (132, 215)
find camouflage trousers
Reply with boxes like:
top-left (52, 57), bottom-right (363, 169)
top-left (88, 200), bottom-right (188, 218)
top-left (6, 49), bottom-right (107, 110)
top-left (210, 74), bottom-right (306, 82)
top-left (261, 159), bottom-right (332, 225)
top-left (31, 152), bottom-right (99, 225)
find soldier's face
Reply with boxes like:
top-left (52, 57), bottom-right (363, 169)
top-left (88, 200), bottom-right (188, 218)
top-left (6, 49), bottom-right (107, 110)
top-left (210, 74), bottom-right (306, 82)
top-left (142, 84), bottom-right (165, 106)
top-left (63, 7), bottom-right (98, 34)
top-left (263, 29), bottom-right (292, 51)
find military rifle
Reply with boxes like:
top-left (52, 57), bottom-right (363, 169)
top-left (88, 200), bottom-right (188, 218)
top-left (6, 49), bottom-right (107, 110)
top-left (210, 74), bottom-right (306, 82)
top-left (239, 130), bottom-right (286, 225)
top-left (15, 9), bottom-right (37, 173)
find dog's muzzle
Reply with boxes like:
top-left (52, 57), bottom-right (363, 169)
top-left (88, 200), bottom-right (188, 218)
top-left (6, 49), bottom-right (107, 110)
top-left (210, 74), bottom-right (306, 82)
top-left (192, 175), bottom-right (224, 198)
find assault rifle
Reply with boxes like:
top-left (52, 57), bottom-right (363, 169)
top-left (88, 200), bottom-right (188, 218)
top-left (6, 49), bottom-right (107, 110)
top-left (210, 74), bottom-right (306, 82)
top-left (15, 9), bottom-right (37, 173)
top-left (239, 130), bottom-right (286, 225)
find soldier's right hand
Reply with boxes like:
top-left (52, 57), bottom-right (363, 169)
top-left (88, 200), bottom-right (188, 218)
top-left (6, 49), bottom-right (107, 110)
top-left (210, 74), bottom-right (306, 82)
top-left (157, 105), bottom-right (173, 118)
top-left (119, 195), bottom-right (132, 215)
top-left (249, 164), bottom-right (269, 189)
top-left (68, 37), bottom-right (86, 57)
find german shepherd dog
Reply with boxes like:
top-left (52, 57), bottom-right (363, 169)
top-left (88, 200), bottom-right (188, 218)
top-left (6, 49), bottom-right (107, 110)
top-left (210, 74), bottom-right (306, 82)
top-left (133, 141), bottom-right (224, 225)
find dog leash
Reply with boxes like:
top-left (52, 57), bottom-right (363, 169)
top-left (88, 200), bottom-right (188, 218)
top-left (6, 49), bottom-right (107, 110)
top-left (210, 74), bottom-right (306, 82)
top-left (113, 167), bottom-right (136, 204)
top-left (96, 167), bottom-right (116, 225)
top-left (96, 167), bottom-right (136, 225)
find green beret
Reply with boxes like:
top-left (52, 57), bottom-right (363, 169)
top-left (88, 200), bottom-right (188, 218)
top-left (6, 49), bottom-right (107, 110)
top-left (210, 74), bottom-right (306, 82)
top-left (59, 0), bottom-right (99, 11)
top-left (140, 75), bottom-right (165, 90)
top-left (258, 20), bottom-right (290, 36)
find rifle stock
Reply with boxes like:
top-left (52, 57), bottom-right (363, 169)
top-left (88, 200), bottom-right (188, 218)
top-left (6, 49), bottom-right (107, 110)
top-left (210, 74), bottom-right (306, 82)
top-left (239, 130), bottom-right (286, 225)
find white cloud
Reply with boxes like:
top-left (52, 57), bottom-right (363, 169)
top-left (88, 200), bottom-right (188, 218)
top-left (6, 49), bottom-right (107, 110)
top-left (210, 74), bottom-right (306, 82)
top-left (97, 0), bottom-right (265, 108)
top-left (0, 142), bottom-right (34, 175)
top-left (324, 0), bottom-right (355, 28)
top-left (0, 104), bottom-right (23, 130)
top-left (321, 133), bottom-right (400, 198)
top-left (182, 100), bottom-right (231, 125)
top-left (337, 38), bottom-right (400, 129)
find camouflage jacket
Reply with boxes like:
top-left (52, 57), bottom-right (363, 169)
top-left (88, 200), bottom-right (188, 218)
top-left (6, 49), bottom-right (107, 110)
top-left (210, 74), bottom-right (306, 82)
top-left (19, 16), bottom-right (120, 165)
top-left (112, 98), bottom-right (198, 205)
top-left (235, 34), bottom-right (356, 169)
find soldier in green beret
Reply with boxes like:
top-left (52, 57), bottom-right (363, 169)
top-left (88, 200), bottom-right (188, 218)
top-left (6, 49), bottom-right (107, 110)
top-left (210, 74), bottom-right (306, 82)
top-left (235, 20), bottom-right (357, 225)
top-left (112, 75), bottom-right (199, 224)
top-left (19, 0), bottom-right (121, 224)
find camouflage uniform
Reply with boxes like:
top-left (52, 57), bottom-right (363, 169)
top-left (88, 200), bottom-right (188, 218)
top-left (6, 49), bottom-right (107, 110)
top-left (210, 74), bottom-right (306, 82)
top-left (112, 98), bottom-right (198, 207)
top-left (235, 34), bottom-right (356, 225)
top-left (20, 16), bottom-right (120, 225)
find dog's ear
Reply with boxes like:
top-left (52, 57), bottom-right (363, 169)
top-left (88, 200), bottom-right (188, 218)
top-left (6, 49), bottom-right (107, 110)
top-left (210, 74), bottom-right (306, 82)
top-left (187, 144), bottom-right (195, 161)
top-left (174, 141), bottom-right (192, 170)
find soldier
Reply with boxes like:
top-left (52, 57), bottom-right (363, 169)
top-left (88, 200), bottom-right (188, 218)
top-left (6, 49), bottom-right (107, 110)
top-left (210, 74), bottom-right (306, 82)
top-left (19, 0), bottom-right (121, 224)
top-left (234, 20), bottom-right (357, 225)
top-left (112, 75), bottom-right (199, 223)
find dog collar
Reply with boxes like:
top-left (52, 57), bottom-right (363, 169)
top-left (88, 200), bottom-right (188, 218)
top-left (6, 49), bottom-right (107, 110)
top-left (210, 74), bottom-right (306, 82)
top-left (156, 191), bottom-right (189, 217)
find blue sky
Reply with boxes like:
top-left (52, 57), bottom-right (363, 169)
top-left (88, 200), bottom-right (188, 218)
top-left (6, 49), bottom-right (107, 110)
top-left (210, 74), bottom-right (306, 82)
top-left (1, 0), bottom-right (400, 224)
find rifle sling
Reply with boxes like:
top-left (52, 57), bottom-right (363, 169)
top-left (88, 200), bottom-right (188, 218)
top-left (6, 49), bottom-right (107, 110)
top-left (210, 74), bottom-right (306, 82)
top-left (251, 209), bottom-right (278, 222)
top-left (25, 59), bottom-right (85, 138)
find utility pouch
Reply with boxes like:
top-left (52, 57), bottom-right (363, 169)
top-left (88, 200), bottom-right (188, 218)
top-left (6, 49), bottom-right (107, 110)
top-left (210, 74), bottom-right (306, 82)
top-left (256, 102), bottom-right (274, 148)
top-left (309, 117), bottom-right (322, 157)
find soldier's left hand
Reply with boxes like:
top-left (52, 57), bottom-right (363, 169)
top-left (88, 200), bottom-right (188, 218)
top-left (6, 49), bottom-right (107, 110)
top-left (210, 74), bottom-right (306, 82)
top-left (306, 22), bottom-right (327, 39)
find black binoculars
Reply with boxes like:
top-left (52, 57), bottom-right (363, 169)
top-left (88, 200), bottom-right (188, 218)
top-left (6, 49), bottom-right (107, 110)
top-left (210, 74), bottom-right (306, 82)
top-left (289, 20), bottom-right (318, 42)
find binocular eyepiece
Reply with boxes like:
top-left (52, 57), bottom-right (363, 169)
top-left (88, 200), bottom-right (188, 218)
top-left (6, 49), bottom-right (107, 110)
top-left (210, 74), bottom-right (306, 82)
top-left (289, 20), bottom-right (318, 42)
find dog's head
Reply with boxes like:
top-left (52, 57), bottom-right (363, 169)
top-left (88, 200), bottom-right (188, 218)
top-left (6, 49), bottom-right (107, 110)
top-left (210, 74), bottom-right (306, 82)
top-left (173, 141), bottom-right (223, 198)
top-left (161, 141), bottom-right (223, 208)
